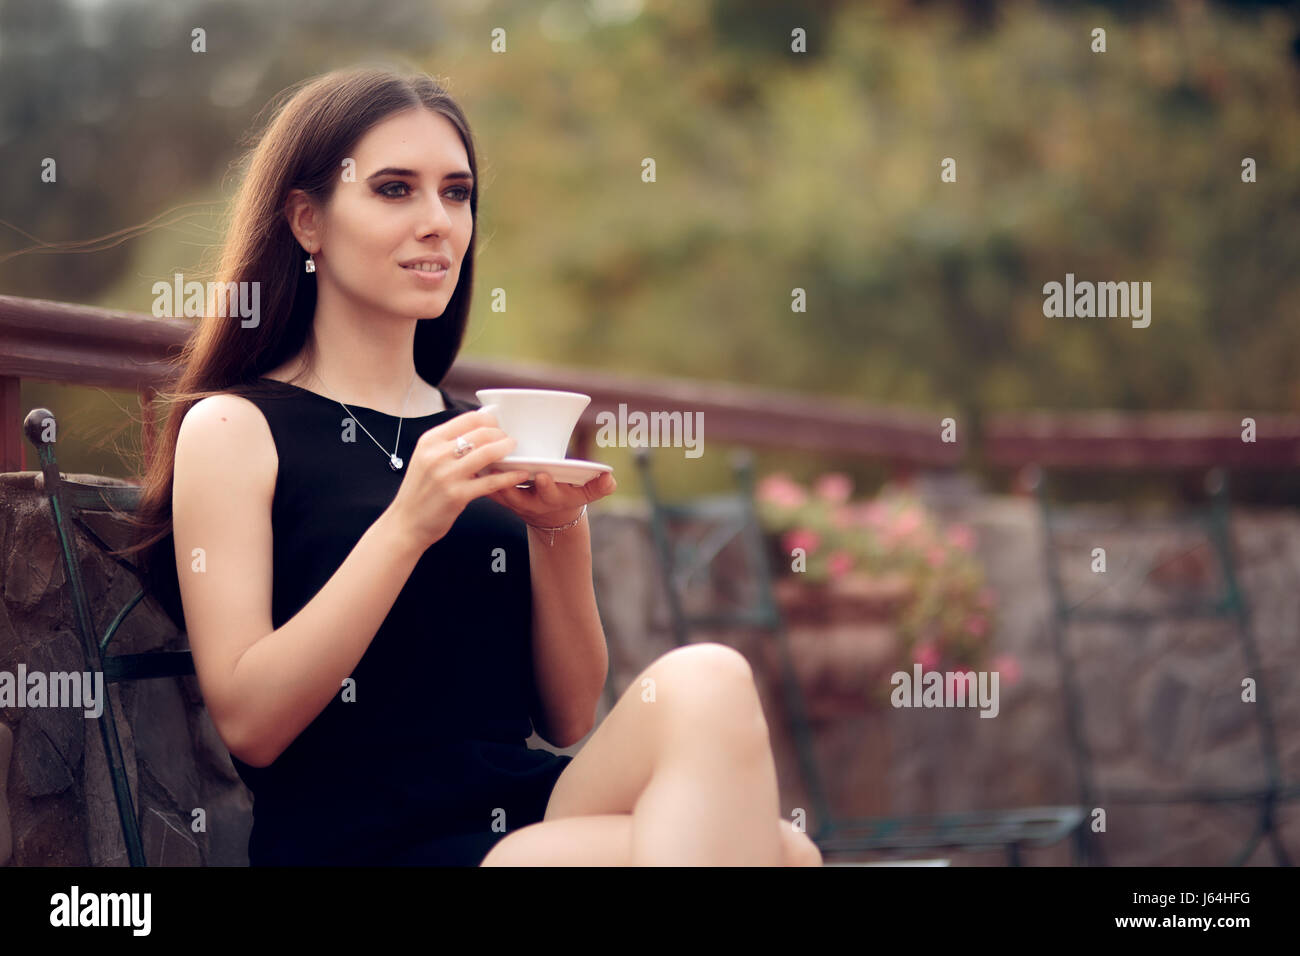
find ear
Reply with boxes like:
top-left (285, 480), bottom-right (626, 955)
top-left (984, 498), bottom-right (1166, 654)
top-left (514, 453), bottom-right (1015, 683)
top-left (284, 188), bottom-right (323, 255)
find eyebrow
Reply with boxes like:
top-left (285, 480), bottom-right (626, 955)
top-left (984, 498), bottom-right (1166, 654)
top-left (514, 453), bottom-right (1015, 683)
top-left (364, 167), bottom-right (474, 183)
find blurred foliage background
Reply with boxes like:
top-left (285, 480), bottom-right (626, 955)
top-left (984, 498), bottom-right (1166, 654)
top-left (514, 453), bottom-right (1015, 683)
top-left (1, 0), bottom-right (1298, 500)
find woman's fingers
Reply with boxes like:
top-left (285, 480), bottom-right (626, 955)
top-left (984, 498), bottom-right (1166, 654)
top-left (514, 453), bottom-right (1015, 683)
top-left (534, 471), bottom-right (616, 505)
top-left (454, 435), bottom-right (517, 475)
top-left (485, 482), bottom-right (529, 509)
top-left (421, 409), bottom-right (507, 456)
top-left (485, 468), bottom-right (617, 517)
top-left (530, 471), bottom-right (571, 506)
top-left (473, 468), bottom-right (531, 495)
top-left (426, 407), bottom-right (499, 442)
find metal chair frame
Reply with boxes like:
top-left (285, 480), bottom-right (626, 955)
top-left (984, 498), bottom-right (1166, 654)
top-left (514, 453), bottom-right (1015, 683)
top-left (633, 446), bottom-right (1085, 865)
top-left (1029, 465), bottom-right (1297, 866)
top-left (24, 407), bottom-right (194, 866)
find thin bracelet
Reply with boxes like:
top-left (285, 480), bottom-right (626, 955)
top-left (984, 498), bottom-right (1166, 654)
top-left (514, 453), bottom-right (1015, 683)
top-left (526, 503), bottom-right (587, 546)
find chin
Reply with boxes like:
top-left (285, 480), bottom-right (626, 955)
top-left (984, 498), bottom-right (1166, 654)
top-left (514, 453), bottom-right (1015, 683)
top-left (402, 299), bottom-right (448, 319)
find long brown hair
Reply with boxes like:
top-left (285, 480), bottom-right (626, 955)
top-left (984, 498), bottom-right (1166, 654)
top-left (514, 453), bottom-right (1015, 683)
top-left (115, 66), bottom-right (482, 631)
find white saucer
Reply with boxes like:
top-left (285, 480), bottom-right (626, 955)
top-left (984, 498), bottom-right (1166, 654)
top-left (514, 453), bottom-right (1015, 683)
top-left (484, 455), bottom-right (614, 487)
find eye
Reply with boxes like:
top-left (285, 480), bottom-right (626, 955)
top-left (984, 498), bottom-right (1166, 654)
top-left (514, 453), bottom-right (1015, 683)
top-left (447, 185), bottom-right (472, 201)
top-left (377, 181), bottom-right (410, 198)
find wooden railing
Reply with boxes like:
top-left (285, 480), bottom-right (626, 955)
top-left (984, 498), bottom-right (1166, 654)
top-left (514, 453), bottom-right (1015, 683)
top-left (985, 410), bottom-right (1300, 470)
top-left (2, 293), bottom-right (1298, 476)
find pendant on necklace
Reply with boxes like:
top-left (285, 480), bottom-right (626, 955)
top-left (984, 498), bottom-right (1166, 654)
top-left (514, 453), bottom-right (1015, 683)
top-left (390, 454), bottom-right (403, 470)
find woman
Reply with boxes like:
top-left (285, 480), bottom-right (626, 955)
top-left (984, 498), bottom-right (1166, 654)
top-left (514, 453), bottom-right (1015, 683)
top-left (125, 66), bottom-right (821, 866)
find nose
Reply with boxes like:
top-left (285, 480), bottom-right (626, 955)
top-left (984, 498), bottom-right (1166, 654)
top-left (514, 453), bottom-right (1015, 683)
top-left (416, 189), bottom-right (454, 239)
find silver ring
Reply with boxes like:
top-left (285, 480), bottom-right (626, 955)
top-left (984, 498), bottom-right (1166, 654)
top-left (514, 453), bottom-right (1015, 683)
top-left (454, 435), bottom-right (474, 458)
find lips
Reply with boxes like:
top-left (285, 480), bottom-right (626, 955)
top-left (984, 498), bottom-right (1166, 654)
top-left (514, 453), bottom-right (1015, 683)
top-left (399, 254), bottom-right (451, 270)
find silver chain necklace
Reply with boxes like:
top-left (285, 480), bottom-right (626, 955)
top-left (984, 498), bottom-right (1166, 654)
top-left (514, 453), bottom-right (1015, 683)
top-left (312, 370), bottom-right (418, 471)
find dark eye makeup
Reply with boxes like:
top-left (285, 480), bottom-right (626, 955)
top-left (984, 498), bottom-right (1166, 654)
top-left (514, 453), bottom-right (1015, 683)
top-left (376, 182), bottom-right (471, 201)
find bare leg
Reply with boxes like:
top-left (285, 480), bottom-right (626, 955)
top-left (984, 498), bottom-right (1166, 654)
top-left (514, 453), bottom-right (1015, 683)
top-left (781, 818), bottom-right (824, 866)
top-left (481, 814), bottom-right (823, 866)
top-left (481, 814), bottom-right (634, 866)
top-left (628, 648), bottom-right (783, 865)
top-left (486, 643), bottom-right (795, 866)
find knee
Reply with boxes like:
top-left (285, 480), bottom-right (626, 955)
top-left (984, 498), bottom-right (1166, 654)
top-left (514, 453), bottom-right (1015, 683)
top-left (648, 643), bottom-right (769, 748)
top-left (789, 830), bottom-right (824, 867)
top-left (656, 642), bottom-right (753, 678)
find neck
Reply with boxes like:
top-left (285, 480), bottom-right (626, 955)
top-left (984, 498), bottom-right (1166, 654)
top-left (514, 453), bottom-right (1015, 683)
top-left (306, 360), bottom-right (419, 413)
top-left (298, 292), bottom-right (423, 410)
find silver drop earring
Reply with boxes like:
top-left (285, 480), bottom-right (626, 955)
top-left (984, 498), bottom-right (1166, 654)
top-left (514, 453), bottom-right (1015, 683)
top-left (305, 253), bottom-right (316, 273)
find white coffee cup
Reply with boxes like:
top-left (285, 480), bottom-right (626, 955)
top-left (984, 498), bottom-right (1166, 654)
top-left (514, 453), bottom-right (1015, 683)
top-left (475, 388), bottom-right (591, 460)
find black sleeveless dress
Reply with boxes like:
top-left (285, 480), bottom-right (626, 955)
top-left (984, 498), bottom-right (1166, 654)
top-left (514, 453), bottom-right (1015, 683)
top-left (226, 377), bottom-right (574, 866)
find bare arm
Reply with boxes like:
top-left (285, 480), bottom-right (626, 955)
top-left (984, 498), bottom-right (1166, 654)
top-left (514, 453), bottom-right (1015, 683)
top-left (525, 514), bottom-right (608, 748)
top-left (174, 396), bottom-right (525, 769)
top-left (227, 510), bottom-right (419, 767)
top-left (173, 395), bottom-right (426, 768)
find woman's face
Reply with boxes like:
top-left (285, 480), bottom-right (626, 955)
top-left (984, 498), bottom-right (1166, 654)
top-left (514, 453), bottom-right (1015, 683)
top-left (303, 108), bottom-right (474, 321)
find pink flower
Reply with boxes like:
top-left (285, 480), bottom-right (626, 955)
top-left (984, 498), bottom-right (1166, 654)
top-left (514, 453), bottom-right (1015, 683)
top-left (862, 501), bottom-right (889, 527)
top-left (891, 506), bottom-right (923, 538)
top-left (991, 653), bottom-right (1021, 687)
top-left (830, 506), bottom-right (854, 530)
top-left (882, 509), bottom-right (926, 550)
top-left (756, 473), bottom-right (807, 508)
top-left (844, 501), bottom-right (886, 529)
top-left (814, 472), bottom-right (853, 505)
top-left (947, 524), bottom-right (975, 551)
top-left (912, 642), bottom-right (941, 670)
top-left (783, 528), bottom-right (821, 556)
top-left (827, 549), bottom-right (854, 579)
top-left (965, 615), bottom-right (989, 638)
top-left (925, 545), bottom-right (947, 569)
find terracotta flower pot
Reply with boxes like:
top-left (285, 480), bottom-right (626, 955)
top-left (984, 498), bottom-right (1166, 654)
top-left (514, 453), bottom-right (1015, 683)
top-left (772, 623), bottom-right (900, 721)
top-left (773, 572), bottom-right (915, 626)
top-left (766, 572), bottom-right (914, 720)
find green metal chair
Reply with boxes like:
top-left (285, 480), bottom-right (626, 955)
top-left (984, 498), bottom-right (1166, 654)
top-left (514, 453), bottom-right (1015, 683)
top-left (1029, 465), bottom-right (1299, 866)
top-left (633, 446), bottom-right (1086, 865)
top-left (24, 407), bottom-right (195, 866)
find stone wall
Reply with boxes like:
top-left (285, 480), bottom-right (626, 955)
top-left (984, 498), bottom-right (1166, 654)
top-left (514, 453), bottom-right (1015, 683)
top-left (937, 492), bottom-right (1300, 866)
top-left (2, 470), bottom-right (1297, 866)
top-left (587, 489), bottom-right (1300, 866)
top-left (1, 472), bottom-right (251, 866)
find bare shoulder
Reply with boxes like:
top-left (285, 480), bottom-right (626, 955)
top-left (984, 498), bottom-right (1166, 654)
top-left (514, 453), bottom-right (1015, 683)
top-left (172, 392), bottom-right (278, 760)
top-left (176, 392), bottom-right (277, 492)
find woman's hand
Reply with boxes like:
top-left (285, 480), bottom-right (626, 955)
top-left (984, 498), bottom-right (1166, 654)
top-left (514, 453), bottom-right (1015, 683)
top-left (487, 470), bottom-right (617, 528)
top-left (384, 409), bottom-right (532, 554)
